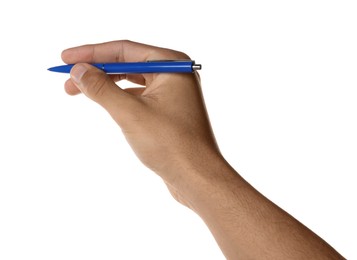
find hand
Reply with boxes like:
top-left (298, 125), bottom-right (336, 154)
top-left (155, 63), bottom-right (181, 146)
top-left (62, 40), bottom-right (344, 259)
top-left (62, 40), bottom-right (221, 206)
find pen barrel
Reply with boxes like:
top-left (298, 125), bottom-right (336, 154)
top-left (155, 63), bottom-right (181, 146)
top-left (98, 61), bottom-right (194, 74)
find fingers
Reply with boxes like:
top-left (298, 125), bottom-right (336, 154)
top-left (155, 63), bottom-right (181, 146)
top-left (61, 40), bottom-right (190, 85)
top-left (65, 78), bottom-right (147, 96)
top-left (62, 40), bottom-right (156, 85)
top-left (70, 63), bottom-right (138, 121)
top-left (64, 73), bottom-right (147, 96)
top-left (64, 79), bottom-right (81, 95)
top-left (62, 40), bottom-right (155, 64)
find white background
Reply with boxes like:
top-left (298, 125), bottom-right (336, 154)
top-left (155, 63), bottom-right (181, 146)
top-left (0, 0), bottom-right (356, 259)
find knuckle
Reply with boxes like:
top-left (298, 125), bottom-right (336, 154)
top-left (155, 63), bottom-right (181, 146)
top-left (119, 39), bottom-right (131, 45)
top-left (150, 49), bottom-right (191, 61)
top-left (174, 51), bottom-right (191, 60)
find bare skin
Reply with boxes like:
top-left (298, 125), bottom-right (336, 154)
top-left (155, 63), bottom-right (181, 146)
top-left (62, 40), bottom-right (345, 259)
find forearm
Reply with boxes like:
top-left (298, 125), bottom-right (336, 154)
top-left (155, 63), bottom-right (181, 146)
top-left (171, 151), bottom-right (345, 260)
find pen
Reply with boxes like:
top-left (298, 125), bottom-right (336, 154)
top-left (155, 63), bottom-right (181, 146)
top-left (48, 60), bottom-right (201, 74)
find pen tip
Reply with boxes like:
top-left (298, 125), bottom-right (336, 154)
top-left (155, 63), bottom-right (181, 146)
top-left (47, 64), bottom-right (73, 73)
top-left (48, 66), bottom-right (59, 72)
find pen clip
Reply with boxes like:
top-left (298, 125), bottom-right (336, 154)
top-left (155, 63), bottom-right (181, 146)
top-left (146, 60), bottom-right (201, 71)
top-left (146, 59), bottom-right (195, 63)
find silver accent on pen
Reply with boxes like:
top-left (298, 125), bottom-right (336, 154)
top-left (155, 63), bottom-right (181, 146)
top-left (192, 64), bottom-right (202, 71)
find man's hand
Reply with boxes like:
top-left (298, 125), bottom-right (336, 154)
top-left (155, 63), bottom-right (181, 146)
top-left (62, 40), bottom-right (220, 206)
top-left (61, 40), bottom-right (344, 259)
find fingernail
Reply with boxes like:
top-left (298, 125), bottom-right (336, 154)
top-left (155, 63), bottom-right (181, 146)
top-left (70, 64), bottom-right (88, 84)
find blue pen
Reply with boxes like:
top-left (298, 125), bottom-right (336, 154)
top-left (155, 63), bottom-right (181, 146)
top-left (48, 60), bottom-right (201, 74)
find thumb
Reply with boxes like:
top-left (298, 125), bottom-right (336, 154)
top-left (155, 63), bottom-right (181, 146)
top-left (70, 63), bottom-right (132, 112)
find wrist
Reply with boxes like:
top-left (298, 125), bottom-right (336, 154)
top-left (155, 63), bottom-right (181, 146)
top-left (161, 147), bottom-right (242, 213)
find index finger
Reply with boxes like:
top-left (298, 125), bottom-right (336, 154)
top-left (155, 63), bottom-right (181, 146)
top-left (61, 40), bottom-right (190, 86)
top-left (61, 40), bottom-right (189, 64)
